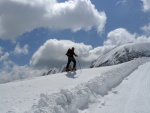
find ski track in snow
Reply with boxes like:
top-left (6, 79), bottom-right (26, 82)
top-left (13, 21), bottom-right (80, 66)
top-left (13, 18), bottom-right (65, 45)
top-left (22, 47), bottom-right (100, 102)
top-left (1, 58), bottom-right (150, 113)
top-left (91, 60), bottom-right (150, 113)
top-left (123, 63), bottom-right (150, 113)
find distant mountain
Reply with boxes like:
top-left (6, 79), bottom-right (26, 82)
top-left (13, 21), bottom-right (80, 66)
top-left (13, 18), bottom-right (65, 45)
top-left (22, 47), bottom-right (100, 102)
top-left (91, 42), bottom-right (150, 68)
top-left (42, 64), bottom-right (70, 76)
top-left (43, 68), bottom-right (59, 76)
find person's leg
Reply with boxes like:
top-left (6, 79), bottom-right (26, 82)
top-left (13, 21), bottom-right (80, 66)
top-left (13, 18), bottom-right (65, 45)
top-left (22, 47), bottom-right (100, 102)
top-left (72, 58), bottom-right (76, 69)
top-left (66, 57), bottom-right (71, 70)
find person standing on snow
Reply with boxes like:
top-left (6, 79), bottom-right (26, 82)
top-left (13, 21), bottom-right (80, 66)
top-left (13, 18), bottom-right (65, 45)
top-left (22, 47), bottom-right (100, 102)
top-left (66, 47), bottom-right (78, 71)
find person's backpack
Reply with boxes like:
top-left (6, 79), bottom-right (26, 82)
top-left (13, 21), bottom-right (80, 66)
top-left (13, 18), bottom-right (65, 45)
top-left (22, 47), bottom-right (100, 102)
top-left (66, 48), bottom-right (72, 56)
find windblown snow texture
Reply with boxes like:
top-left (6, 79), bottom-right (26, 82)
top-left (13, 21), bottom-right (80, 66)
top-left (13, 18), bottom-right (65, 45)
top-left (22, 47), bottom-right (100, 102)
top-left (26, 58), bottom-right (150, 113)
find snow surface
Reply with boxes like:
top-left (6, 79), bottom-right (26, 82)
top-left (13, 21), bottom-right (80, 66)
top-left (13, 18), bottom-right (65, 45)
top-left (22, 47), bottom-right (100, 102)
top-left (0, 57), bottom-right (150, 113)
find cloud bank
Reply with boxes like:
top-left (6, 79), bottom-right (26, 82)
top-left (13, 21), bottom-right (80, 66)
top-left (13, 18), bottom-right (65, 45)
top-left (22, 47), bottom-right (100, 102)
top-left (30, 39), bottom-right (114, 69)
top-left (30, 26), bottom-right (150, 69)
top-left (0, 0), bottom-right (106, 40)
top-left (0, 61), bottom-right (47, 84)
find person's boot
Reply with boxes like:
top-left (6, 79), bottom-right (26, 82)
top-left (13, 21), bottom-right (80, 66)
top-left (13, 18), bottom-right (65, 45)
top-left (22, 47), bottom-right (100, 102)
top-left (66, 68), bottom-right (70, 72)
top-left (72, 68), bottom-right (76, 71)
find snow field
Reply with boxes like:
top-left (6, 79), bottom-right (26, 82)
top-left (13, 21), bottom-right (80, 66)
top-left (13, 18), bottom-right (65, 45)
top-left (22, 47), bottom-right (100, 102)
top-left (92, 60), bottom-right (150, 113)
top-left (27, 57), bottom-right (150, 113)
top-left (122, 62), bottom-right (150, 113)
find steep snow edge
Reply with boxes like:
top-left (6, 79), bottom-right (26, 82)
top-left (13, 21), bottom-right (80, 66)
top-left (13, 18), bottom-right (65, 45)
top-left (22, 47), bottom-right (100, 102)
top-left (27, 57), bottom-right (150, 113)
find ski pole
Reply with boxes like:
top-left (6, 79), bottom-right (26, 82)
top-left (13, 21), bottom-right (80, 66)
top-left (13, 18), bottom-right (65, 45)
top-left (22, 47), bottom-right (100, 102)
top-left (77, 57), bottom-right (82, 71)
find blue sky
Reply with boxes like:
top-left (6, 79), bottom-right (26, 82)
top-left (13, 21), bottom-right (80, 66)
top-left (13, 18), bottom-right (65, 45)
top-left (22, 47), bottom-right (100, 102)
top-left (0, 0), bottom-right (150, 72)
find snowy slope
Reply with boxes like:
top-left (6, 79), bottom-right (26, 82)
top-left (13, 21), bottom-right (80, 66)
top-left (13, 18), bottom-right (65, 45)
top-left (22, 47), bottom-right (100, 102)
top-left (91, 42), bottom-right (150, 67)
top-left (0, 57), bottom-right (150, 113)
top-left (88, 61), bottom-right (150, 113)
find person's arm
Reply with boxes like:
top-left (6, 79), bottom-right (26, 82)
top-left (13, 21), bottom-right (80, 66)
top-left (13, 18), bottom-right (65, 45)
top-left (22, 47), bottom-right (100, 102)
top-left (73, 51), bottom-right (78, 57)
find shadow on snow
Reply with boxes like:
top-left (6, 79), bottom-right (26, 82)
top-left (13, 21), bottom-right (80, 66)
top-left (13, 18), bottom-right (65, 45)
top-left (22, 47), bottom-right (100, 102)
top-left (65, 71), bottom-right (77, 78)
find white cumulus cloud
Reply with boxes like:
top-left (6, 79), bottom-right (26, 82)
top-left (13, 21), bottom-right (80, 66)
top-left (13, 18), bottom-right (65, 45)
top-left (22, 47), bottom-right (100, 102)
top-left (14, 43), bottom-right (29, 55)
top-left (104, 28), bottom-right (150, 46)
top-left (0, 46), bottom-right (10, 61)
top-left (141, 23), bottom-right (150, 35)
top-left (0, 52), bottom-right (9, 61)
top-left (104, 28), bottom-right (136, 45)
top-left (0, 0), bottom-right (106, 40)
top-left (0, 47), bottom-right (3, 54)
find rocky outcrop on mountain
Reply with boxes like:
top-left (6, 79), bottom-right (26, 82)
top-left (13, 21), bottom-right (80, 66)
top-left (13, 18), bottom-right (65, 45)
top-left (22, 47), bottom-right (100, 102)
top-left (42, 64), bottom-right (72, 76)
top-left (43, 68), bottom-right (59, 76)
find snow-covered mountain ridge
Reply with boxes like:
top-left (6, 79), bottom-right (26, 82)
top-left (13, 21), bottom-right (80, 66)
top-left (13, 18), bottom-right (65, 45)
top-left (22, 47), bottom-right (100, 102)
top-left (91, 42), bottom-right (150, 68)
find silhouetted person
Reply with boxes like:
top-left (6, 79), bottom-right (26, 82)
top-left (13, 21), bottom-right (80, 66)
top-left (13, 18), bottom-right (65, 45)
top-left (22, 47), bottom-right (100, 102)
top-left (66, 47), bottom-right (78, 71)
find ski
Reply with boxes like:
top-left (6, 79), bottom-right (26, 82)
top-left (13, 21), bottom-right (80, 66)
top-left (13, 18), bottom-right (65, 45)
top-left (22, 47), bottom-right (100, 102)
top-left (66, 68), bottom-right (76, 72)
